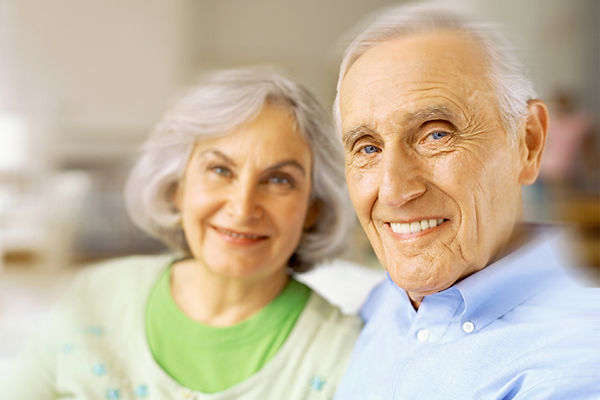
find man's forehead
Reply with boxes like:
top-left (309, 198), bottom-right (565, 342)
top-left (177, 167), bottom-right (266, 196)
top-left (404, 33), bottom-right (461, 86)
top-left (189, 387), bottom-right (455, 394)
top-left (339, 30), bottom-right (491, 130)
top-left (344, 29), bottom-right (488, 80)
top-left (344, 31), bottom-right (487, 86)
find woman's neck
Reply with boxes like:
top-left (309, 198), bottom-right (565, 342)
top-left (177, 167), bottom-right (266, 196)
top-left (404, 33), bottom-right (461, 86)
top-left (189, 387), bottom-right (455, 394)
top-left (170, 258), bottom-right (290, 326)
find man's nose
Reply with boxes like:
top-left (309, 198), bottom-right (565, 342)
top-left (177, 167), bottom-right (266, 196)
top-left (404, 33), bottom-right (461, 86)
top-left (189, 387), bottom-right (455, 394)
top-left (226, 178), bottom-right (263, 221)
top-left (378, 149), bottom-right (427, 207)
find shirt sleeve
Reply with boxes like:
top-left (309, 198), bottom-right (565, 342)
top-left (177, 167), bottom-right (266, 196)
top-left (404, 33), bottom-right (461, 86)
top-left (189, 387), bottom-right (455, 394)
top-left (513, 375), bottom-right (600, 400)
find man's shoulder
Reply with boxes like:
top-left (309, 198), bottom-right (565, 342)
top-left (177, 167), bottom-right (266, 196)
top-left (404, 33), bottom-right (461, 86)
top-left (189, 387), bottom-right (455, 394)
top-left (359, 275), bottom-right (410, 322)
top-left (520, 284), bottom-right (600, 320)
top-left (479, 309), bottom-right (600, 399)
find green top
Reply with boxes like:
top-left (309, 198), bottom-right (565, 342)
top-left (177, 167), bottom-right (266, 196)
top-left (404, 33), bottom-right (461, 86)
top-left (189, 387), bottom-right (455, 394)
top-left (145, 265), bottom-right (311, 393)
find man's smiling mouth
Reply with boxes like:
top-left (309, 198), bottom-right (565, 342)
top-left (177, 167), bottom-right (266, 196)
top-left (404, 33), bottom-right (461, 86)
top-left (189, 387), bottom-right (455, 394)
top-left (389, 218), bottom-right (446, 234)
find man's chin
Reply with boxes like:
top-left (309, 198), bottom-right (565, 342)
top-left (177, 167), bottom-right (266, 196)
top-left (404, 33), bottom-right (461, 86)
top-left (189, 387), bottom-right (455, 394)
top-left (384, 259), bottom-right (457, 295)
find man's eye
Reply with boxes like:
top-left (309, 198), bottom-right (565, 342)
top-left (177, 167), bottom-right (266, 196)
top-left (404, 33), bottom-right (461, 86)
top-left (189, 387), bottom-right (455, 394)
top-left (430, 131), bottom-right (449, 140)
top-left (361, 145), bottom-right (380, 154)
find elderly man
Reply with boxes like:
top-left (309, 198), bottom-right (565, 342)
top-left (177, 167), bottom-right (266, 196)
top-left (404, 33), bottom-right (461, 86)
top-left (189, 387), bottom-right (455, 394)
top-left (333, 3), bottom-right (599, 399)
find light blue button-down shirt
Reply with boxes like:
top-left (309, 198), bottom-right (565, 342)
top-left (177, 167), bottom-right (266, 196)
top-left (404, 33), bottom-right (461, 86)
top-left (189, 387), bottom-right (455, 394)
top-left (335, 227), bottom-right (600, 399)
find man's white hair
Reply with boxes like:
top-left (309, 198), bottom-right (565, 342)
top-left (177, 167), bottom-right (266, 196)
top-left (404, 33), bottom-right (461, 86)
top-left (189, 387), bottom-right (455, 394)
top-left (334, 2), bottom-right (537, 139)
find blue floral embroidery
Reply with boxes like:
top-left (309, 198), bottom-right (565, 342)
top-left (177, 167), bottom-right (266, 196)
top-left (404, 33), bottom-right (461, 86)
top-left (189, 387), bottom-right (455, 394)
top-left (87, 325), bottom-right (104, 336)
top-left (135, 384), bottom-right (149, 397)
top-left (106, 388), bottom-right (119, 399)
top-left (310, 375), bottom-right (326, 391)
top-left (92, 363), bottom-right (107, 376)
top-left (61, 343), bottom-right (73, 354)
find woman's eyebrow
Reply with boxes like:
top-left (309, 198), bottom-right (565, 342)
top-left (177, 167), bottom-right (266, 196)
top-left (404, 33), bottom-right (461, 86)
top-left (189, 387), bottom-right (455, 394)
top-left (263, 160), bottom-right (306, 176)
top-left (197, 150), bottom-right (306, 176)
top-left (196, 149), bottom-right (237, 166)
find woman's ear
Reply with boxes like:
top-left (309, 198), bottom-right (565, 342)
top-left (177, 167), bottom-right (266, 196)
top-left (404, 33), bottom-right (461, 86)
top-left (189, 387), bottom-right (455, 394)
top-left (303, 200), bottom-right (321, 230)
top-left (170, 181), bottom-right (183, 212)
top-left (518, 99), bottom-right (549, 185)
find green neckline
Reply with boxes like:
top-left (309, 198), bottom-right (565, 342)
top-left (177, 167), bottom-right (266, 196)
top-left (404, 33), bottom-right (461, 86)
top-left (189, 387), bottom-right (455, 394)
top-left (154, 267), bottom-right (309, 346)
top-left (145, 264), bottom-right (312, 392)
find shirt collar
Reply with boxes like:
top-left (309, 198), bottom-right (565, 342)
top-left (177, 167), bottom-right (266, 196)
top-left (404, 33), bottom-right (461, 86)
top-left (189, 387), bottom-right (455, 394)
top-left (453, 224), bottom-right (575, 332)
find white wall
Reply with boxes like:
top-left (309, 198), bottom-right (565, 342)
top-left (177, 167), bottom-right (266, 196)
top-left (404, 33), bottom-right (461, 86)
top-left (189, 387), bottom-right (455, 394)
top-left (0, 0), bottom-right (193, 163)
top-left (188, 0), bottom-right (598, 112)
top-left (0, 0), bottom-right (596, 163)
top-left (454, 0), bottom-right (598, 111)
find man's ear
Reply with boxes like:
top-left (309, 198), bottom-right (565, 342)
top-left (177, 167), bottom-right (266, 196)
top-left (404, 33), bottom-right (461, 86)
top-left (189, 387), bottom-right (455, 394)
top-left (303, 200), bottom-right (321, 230)
top-left (518, 99), bottom-right (549, 185)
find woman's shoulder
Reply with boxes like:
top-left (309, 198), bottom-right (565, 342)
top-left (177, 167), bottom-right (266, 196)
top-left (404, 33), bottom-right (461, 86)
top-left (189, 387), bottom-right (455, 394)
top-left (69, 254), bottom-right (173, 293)
top-left (261, 282), bottom-right (362, 398)
top-left (296, 259), bottom-right (385, 318)
top-left (55, 254), bottom-right (173, 319)
top-left (299, 287), bottom-right (364, 341)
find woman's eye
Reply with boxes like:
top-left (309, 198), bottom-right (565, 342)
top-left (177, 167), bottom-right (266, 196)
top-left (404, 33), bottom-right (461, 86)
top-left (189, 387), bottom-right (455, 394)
top-left (261, 173), bottom-right (296, 190)
top-left (211, 166), bottom-right (231, 176)
top-left (268, 175), bottom-right (292, 186)
top-left (361, 145), bottom-right (380, 154)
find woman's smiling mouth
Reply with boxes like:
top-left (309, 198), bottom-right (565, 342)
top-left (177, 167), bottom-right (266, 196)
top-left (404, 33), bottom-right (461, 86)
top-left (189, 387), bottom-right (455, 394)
top-left (212, 226), bottom-right (269, 244)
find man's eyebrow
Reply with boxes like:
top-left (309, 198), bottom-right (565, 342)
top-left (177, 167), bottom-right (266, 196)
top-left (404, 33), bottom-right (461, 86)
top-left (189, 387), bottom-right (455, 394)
top-left (406, 105), bottom-right (458, 123)
top-left (341, 106), bottom-right (458, 148)
top-left (342, 125), bottom-right (377, 149)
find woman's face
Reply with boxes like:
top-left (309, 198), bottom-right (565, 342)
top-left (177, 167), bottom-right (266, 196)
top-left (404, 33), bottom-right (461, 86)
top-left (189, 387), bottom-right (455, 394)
top-left (175, 105), bottom-right (315, 282)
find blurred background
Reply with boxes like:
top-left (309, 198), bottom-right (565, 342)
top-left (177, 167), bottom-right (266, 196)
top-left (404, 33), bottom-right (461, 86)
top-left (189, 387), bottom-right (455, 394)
top-left (0, 0), bottom-right (598, 370)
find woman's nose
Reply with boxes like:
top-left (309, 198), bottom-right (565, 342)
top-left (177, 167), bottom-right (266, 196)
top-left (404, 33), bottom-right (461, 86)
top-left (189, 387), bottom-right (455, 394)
top-left (226, 179), bottom-right (263, 221)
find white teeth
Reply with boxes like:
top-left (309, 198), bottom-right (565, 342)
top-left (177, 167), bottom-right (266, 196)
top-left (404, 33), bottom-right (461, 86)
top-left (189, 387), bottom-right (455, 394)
top-left (397, 223), bottom-right (410, 234)
top-left (409, 221), bottom-right (421, 233)
top-left (390, 218), bottom-right (445, 234)
top-left (220, 228), bottom-right (261, 239)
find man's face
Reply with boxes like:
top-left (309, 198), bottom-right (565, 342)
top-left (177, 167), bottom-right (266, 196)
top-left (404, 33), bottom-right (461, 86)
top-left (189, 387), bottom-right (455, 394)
top-left (339, 31), bottom-right (526, 304)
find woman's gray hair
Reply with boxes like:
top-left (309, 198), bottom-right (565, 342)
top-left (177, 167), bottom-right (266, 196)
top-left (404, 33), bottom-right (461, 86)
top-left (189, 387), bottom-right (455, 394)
top-left (125, 67), bottom-right (352, 272)
top-left (334, 2), bottom-right (537, 139)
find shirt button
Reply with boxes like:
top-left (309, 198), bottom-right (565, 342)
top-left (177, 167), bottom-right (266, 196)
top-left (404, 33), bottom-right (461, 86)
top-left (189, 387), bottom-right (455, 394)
top-left (462, 321), bottom-right (475, 333)
top-left (416, 329), bottom-right (429, 342)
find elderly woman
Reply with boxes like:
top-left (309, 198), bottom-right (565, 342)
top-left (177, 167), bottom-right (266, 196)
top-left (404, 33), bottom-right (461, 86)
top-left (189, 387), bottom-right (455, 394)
top-left (3, 68), bottom-right (362, 399)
